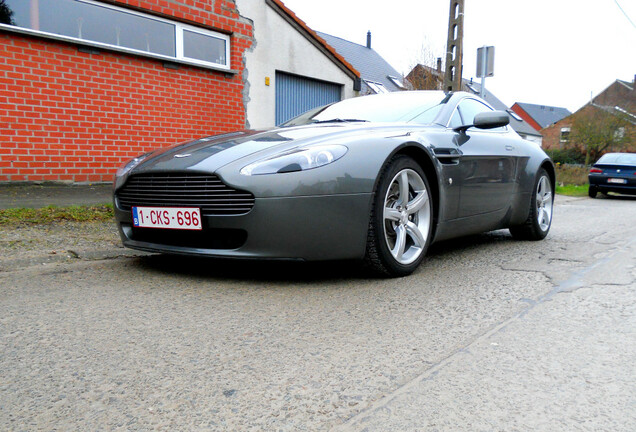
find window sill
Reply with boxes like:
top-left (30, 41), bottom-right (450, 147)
top-left (0, 24), bottom-right (238, 76)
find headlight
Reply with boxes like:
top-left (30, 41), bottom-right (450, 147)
top-left (240, 145), bottom-right (347, 176)
top-left (115, 153), bottom-right (151, 177)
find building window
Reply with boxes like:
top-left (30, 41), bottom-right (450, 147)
top-left (614, 127), bottom-right (625, 140)
top-left (0, 0), bottom-right (230, 70)
top-left (387, 75), bottom-right (405, 89)
top-left (560, 127), bottom-right (571, 143)
top-left (366, 80), bottom-right (388, 94)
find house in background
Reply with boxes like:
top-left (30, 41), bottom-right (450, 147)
top-left (541, 77), bottom-right (636, 151)
top-left (0, 0), bottom-right (366, 182)
top-left (317, 31), bottom-right (404, 95)
top-left (0, 0), bottom-right (254, 182)
top-left (510, 103), bottom-right (571, 132)
top-left (405, 59), bottom-right (444, 91)
top-left (237, 0), bottom-right (360, 128)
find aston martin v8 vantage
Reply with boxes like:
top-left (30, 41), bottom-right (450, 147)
top-left (113, 91), bottom-right (555, 276)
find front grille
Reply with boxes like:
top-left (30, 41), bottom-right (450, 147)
top-left (116, 173), bottom-right (255, 216)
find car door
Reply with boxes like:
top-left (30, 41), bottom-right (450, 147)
top-left (453, 98), bottom-right (518, 218)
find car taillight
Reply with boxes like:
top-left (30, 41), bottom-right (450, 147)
top-left (589, 168), bottom-right (603, 174)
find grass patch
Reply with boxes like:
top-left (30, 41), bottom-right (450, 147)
top-left (555, 164), bottom-right (588, 186)
top-left (555, 184), bottom-right (589, 197)
top-left (0, 204), bottom-right (114, 226)
top-left (555, 164), bottom-right (590, 196)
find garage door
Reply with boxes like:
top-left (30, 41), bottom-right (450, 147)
top-left (275, 72), bottom-right (342, 125)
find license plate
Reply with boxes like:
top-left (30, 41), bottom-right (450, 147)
top-left (132, 206), bottom-right (202, 230)
top-left (607, 178), bottom-right (627, 184)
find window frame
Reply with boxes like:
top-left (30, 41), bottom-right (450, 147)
top-left (446, 97), bottom-right (509, 133)
top-left (560, 127), bottom-right (571, 143)
top-left (387, 75), bottom-right (405, 89)
top-left (0, 0), bottom-right (232, 72)
top-left (365, 80), bottom-right (389, 94)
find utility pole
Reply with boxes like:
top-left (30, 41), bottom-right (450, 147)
top-left (443, 0), bottom-right (464, 92)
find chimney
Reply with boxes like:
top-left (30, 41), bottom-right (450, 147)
top-left (436, 57), bottom-right (442, 73)
top-left (366, 31), bottom-right (371, 49)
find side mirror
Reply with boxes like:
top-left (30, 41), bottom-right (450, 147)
top-left (454, 111), bottom-right (510, 133)
top-left (473, 111), bottom-right (510, 129)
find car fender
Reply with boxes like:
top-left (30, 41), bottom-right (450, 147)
top-left (510, 146), bottom-right (555, 226)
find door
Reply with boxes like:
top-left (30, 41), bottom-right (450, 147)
top-left (275, 71), bottom-right (342, 126)
top-left (453, 98), bottom-right (518, 217)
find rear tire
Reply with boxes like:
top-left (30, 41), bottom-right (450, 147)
top-left (588, 186), bottom-right (597, 198)
top-left (364, 155), bottom-right (433, 277)
top-left (510, 168), bottom-right (553, 241)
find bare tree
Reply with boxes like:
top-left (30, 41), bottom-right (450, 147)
top-left (405, 40), bottom-right (445, 91)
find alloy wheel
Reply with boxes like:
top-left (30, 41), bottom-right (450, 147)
top-left (536, 175), bottom-right (553, 231)
top-left (382, 169), bottom-right (432, 265)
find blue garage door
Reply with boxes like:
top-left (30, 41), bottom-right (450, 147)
top-left (275, 71), bottom-right (342, 125)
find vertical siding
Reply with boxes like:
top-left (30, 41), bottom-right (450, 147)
top-left (275, 72), bottom-right (342, 125)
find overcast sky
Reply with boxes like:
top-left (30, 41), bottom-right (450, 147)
top-left (280, 0), bottom-right (636, 113)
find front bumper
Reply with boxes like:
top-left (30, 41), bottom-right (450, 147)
top-left (114, 193), bottom-right (373, 261)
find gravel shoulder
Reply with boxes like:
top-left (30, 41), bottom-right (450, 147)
top-left (0, 220), bottom-right (145, 271)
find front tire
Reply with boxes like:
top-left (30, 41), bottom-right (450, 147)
top-left (365, 155), bottom-right (434, 277)
top-left (510, 168), bottom-right (553, 240)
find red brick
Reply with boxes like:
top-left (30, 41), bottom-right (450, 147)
top-left (0, 0), bottom-right (252, 182)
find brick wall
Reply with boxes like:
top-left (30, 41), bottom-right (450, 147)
top-left (593, 79), bottom-right (635, 112)
top-left (541, 116), bottom-right (573, 151)
top-left (0, 0), bottom-right (253, 182)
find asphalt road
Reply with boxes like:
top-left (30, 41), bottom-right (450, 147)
top-left (1, 195), bottom-right (635, 431)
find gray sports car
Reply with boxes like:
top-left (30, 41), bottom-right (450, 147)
top-left (113, 91), bottom-right (555, 276)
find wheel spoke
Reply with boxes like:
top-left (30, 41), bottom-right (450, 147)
top-left (398, 171), bottom-right (409, 206)
top-left (391, 225), bottom-right (407, 260)
top-left (542, 191), bottom-right (552, 205)
top-left (406, 190), bottom-right (427, 214)
top-left (384, 207), bottom-right (401, 222)
top-left (406, 221), bottom-right (426, 247)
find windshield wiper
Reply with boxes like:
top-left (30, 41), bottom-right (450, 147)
top-left (311, 118), bottom-right (369, 124)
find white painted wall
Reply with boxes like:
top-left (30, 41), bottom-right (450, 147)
top-left (236, 0), bottom-right (357, 129)
top-left (520, 134), bottom-right (543, 147)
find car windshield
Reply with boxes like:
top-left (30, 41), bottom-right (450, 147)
top-left (597, 153), bottom-right (636, 165)
top-left (282, 91), bottom-right (449, 126)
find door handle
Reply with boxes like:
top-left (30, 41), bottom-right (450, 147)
top-left (505, 145), bottom-right (514, 151)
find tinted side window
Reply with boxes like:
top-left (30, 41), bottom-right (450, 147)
top-left (457, 99), bottom-right (492, 126)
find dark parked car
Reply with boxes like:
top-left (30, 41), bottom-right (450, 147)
top-left (113, 91), bottom-right (555, 276)
top-left (588, 153), bottom-right (636, 198)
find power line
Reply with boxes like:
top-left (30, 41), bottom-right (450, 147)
top-left (614, 0), bottom-right (636, 30)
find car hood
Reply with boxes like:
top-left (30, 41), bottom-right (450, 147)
top-left (129, 122), bottom-right (428, 175)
